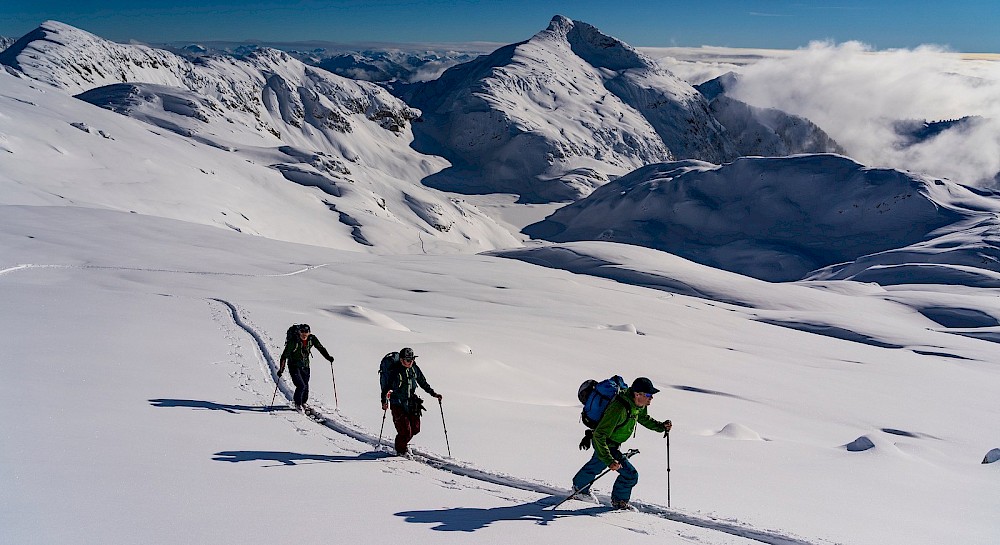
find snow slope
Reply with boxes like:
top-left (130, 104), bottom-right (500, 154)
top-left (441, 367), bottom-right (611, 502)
top-left (525, 155), bottom-right (1000, 282)
top-left (2, 205), bottom-right (998, 545)
top-left (0, 52), bottom-right (519, 254)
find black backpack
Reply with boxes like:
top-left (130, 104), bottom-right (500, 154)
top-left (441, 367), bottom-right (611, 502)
top-left (378, 352), bottom-right (399, 393)
top-left (286, 324), bottom-right (309, 344)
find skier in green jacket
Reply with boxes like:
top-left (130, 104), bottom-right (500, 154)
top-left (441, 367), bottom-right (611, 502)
top-left (278, 324), bottom-right (334, 411)
top-left (572, 377), bottom-right (671, 510)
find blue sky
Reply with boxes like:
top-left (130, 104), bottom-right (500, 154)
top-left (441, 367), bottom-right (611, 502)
top-left (3, 0), bottom-right (998, 52)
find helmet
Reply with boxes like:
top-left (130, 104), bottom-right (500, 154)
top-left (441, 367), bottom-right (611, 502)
top-left (399, 347), bottom-right (416, 361)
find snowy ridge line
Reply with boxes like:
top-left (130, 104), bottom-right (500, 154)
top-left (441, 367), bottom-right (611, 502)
top-left (211, 298), bottom-right (828, 545)
top-left (0, 263), bottom-right (328, 278)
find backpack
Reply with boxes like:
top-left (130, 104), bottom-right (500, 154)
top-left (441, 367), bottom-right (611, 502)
top-left (286, 324), bottom-right (308, 345)
top-left (378, 352), bottom-right (399, 393)
top-left (579, 375), bottom-right (628, 428)
top-left (577, 375), bottom-right (628, 449)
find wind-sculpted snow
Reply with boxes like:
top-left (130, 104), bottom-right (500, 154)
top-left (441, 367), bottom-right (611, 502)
top-left (525, 154), bottom-right (1000, 283)
top-left (400, 15), bottom-right (737, 202)
top-left (0, 69), bottom-right (519, 253)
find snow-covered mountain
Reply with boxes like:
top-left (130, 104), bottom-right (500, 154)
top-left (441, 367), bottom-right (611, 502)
top-left (397, 16), bottom-right (736, 202)
top-left (0, 22), bottom-right (520, 253)
top-left (525, 154), bottom-right (1000, 282)
top-left (158, 41), bottom-right (487, 83)
top-left (892, 116), bottom-right (985, 148)
top-left (309, 50), bottom-right (482, 83)
top-left (0, 36), bottom-right (14, 51)
top-left (696, 73), bottom-right (845, 157)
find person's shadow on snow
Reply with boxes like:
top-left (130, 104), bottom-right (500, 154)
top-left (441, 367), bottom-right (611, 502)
top-left (213, 450), bottom-right (392, 466)
top-left (149, 398), bottom-right (290, 413)
top-left (396, 499), bottom-right (606, 531)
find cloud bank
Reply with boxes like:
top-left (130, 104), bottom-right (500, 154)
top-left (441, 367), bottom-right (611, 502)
top-left (726, 41), bottom-right (1000, 185)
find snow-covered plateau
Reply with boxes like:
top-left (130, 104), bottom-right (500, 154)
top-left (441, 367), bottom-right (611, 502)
top-left (1, 16), bottom-right (999, 545)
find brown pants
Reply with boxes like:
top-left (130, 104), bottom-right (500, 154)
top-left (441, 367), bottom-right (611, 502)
top-left (390, 404), bottom-right (421, 454)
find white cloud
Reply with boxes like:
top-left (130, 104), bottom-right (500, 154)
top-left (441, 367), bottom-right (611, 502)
top-left (727, 41), bottom-right (1000, 184)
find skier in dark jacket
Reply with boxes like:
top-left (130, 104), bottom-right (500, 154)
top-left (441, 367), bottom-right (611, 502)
top-left (278, 324), bottom-right (334, 410)
top-left (572, 377), bottom-right (671, 510)
top-left (379, 347), bottom-right (442, 456)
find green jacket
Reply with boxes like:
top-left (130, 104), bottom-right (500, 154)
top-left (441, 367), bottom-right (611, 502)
top-left (592, 389), bottom-right (667, 466)
top-left (380, 362), bottom-right (437, 411)
top-left (280, 334), bottom-right (333, 368)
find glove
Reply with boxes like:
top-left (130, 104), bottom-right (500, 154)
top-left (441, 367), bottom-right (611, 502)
top-left (663, 419), bottom-right (672, 436)
top-left (435, 393), bottom-right (443, 400)
top-left (277, 366), bottom-right (284, 377)
top-left (327, 357), bottom-right (334, 363)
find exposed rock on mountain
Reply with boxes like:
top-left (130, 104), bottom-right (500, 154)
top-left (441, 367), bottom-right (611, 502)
top-left (525, 154), bottom-right (1000, 282)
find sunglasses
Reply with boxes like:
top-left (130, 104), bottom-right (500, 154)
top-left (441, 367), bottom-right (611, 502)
top-left (637, 392), bottom-right (654, 399)
top-left (401, 357), bottom-right (414, 363)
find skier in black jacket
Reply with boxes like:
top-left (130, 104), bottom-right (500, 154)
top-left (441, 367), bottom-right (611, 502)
top-left (278, 324), bottom-right (334, 410)
top-left (379, 347), bottom-right (442, 456)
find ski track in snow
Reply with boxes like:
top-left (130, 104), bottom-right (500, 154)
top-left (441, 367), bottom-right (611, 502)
top-left (2, 262), bottom-right (827, 545)
top-left (210, 298), bottom-right (829, 545)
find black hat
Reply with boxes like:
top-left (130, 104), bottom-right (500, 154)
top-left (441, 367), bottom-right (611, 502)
top-left (631, 377), bottom-right (660, 395)
top-left (399, 347), bottom-right (416, 360)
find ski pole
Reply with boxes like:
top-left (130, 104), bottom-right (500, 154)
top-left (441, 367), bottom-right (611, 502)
top-left (329, 359), bottom-right (339, 409)
top-left (270, 381), bottom-right (280, 409)
top-left (377, 392), bottom-right (389, 451)
top-left (666, 432), bottom-right (672, 508)
top-left (548, 449), bottom-right (640, 510)
top-left (438, 397), bottom-right (452, 458)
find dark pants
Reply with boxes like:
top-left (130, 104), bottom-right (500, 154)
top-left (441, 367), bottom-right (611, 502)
top-left (572, 444), bottom-right (639, 502)
top-left (288, 365), bottom-right (310, 407)
top-left (390, 404), bottom-right (421, 454)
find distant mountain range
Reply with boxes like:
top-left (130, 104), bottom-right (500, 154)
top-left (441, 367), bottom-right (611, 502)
top-left (2, 17), bottom-right (998, 285)
top-left (157, 41), bottom-right (488, 83)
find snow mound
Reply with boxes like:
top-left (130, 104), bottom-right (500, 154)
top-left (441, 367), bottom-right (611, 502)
top-left (713, 423), bottom-right (763, 441)
top-left (526, 154), bottom-right (1000, 283)
top-left (845, 436), bottom-right (877, 452)
top-left (598, 323), bottom-right (639, 334)
top-left (324, 305), bottom-right (410, 332)
top-left (983, 448), bottom-right (1000, 464)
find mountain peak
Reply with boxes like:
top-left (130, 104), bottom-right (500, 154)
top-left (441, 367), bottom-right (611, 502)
top-left (541, 15), bottom-right (651, 71)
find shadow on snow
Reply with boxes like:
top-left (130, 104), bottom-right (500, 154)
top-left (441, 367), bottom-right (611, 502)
top-left (149, 398), bottom-right (288, 413)
top-left (396, 498), bottom-right (607, 532)
top-left (213, 450), bottom-right (392, 466)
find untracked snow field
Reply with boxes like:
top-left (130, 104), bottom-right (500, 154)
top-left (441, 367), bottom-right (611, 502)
top-left (2, 205), bottom-right (998, 545)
